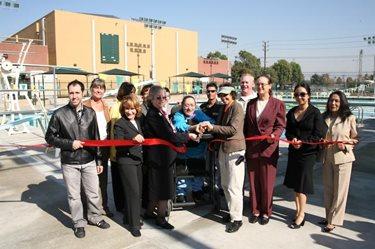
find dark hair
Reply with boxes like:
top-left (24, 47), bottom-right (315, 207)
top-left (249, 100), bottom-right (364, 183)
top-left (323, 90), bottom-right (353, 122)
top-left (206, 82), bottom-right (218, 90)
top-left (294, 83), bottom-right (311, 102)
top-left (219, 83), bottom-right (237, 99)
top-left (67, 79), bottom-right (84, 92)
top-left (90, 78), bottom-right (106, 91)
top-left (256, 74), bottom-right (273, 95)
top-left (117, 82), bottom-right (135, 101)
top-left (119, 95), bottom-right (142, 119)
top-left (141, 84), bottom-right (153, 96)
top-left (164, 87), bottom-right (170, 94)
top-left (181, 95), bottom-right (196, 107)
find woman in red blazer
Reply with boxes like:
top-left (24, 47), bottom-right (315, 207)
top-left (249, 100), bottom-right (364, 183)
top-left (244, 75), bottom-right (286, 225)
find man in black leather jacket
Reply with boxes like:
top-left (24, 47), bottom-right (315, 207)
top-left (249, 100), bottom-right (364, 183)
top-left (45, 80), bottom-right (110, 238)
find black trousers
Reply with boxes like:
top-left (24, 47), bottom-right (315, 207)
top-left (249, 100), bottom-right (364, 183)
top-left (99, 151), bottom-right (109, 209)
top-left (118, 161), bottom-right (143, 229)
top-left (110, 161), bottom-right (125, 212)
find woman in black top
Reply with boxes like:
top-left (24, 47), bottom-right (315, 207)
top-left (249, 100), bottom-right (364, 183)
top-left (143, 85), bottom-right (198, 230)
top-left (284, 83), bottom-right (327, 229)
top-left (114, 95), bottom-right (144, 237)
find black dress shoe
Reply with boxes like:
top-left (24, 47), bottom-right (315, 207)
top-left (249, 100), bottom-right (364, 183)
top-left (74, 227), bottom-right (85, 238)
top-left (249, 215), bottom-right (259, 224)
top-left (259, 216), bottom-right (269, 225)
top-left (89, 220), bottom-right (110, 229)
top-left (323, 225), bottom-right (335, 233)
top-left (130, 228), bottom-right (141, 237)
top-left (155, 220), bottom-right (174, 230)
top-left (176, 195), bottom-right (187, 203)
top-left (226, 221), bottom-right (242, 233)
top-left (222, 213), bottom-right (231, 223)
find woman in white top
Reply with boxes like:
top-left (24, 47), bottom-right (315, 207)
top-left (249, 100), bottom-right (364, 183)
top-left (83, 78), bottom-right (112, 217)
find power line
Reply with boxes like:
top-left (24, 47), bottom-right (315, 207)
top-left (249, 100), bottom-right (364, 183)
top-left (269, 34), bottom-right (374, 42)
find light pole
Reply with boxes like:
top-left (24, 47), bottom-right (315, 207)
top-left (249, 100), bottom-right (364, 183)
top-left (363, 36), bottom-right (375, 98)
top-left (128, 41), bottom-right (149, 78)
top-left (137, 17), bottom-right (166, 80)
top-left (221, 35), bottom-right (237, 77)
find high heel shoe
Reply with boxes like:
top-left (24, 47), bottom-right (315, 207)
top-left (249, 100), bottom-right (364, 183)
top-left (290, 219), bottom-right (305, 229)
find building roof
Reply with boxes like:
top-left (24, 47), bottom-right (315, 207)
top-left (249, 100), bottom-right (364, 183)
top-left (79, 12), bottom-right (120, 19)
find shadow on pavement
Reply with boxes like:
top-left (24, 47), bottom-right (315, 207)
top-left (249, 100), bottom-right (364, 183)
top-left (21, 175), bottom-right (71, 229)
top-left (311, 220), bottom-right (375, 249)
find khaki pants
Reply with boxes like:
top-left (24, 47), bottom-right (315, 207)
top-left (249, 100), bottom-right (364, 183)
top-left (218, 149), bottom-right (245, 221)
top-left (62, 161), bottom-right (103, 228)
top-left (323, 157), bottom-right (352, 226)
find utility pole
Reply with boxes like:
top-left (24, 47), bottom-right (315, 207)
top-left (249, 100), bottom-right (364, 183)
top-left (221, 35), bottom-right (237, 77)
top-left (262, 41), bottom-right (269, 69)
top-left (358, 49), bottom-right (363, 82)
top-left (363, 36), bottom-right (375, 98)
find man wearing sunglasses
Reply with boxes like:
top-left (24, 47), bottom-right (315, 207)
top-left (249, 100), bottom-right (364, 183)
top-left (200, 82), bottom-right (223, 123)
top-left (237, 73), bottom-right (257, 113)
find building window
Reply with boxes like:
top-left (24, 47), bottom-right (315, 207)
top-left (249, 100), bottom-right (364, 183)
top-left (100, 33), bottom-right (119, 64)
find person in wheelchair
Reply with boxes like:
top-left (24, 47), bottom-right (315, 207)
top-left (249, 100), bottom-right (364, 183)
top-left (172, 95), bottom-right (215, 203)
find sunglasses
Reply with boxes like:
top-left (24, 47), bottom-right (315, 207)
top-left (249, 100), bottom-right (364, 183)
top-left (156, 96), bottom-right (168, 100)
top-left (207, 90), bottom-right (217, 93)
top-left (294, 92), bottom-right (308, 98)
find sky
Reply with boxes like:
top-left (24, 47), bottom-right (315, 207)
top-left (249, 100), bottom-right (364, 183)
top-left (1, 0), bottom-right (375, 79)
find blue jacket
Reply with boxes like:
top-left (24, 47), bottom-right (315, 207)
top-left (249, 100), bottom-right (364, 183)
top-left (172, 110), bottom-right (214, 159)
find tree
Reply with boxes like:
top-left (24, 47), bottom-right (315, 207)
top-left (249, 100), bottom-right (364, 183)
top-left (260, 67), bottom-right (278, 85)
top-left (310, 74), bottom-right (322, 85)
top-left (231, 50), bottom-right (261, 83)
top-left (206, 51), bottom-right (227, 60)
top-left (290, 62), bottom-right (304, 84)
top-left (336, 77), bottom-right (343, 84)
top-left (321, 73), bottom-right (334, 85)
top-left (271, 59), bottom-right (291, 88)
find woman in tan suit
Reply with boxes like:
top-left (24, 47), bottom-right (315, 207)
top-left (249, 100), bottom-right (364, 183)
top-left (321, 90), bottom-right (358, 232)
top-left (83, 78), bottom-right (112, 217)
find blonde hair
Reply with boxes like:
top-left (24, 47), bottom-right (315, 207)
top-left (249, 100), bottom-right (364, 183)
top-left (119, 95), bottom-right (142, 118)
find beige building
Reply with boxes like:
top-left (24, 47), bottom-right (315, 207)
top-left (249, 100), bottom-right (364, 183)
top-left (11, 10), bottom-right (198, 92)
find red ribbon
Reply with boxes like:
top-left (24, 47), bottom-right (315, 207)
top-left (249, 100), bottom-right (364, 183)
top-left (0, 138), bottom-right (187, 153)
top-left (83, 138), bottom-right (187, 153)
top-left (208, 135), bottom-right (356, 151)
top-left (0, 136), bottom-right (355, 153)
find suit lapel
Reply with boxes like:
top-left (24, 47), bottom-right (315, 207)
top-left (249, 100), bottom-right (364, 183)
top-left (124, 119), bottom-right (140, 134)
top-left (256, 97), bottom-right (272, 125)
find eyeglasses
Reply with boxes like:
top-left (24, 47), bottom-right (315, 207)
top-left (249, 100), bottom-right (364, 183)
top-left (207, 90), bottom-right (216, 93)
top-left (156, 96), bottom-right (168, 100)
top-left (256, 83), bottom-right (269, 87)
top-left (294, 92), bottom-right (308, 98)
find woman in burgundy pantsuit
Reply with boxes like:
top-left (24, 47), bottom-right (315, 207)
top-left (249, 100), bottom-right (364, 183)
top-left (244, 75), bottom-right (286, 225)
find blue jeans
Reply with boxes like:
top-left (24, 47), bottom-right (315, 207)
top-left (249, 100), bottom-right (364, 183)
top-left (176, 177), bottom-right (204, 196)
